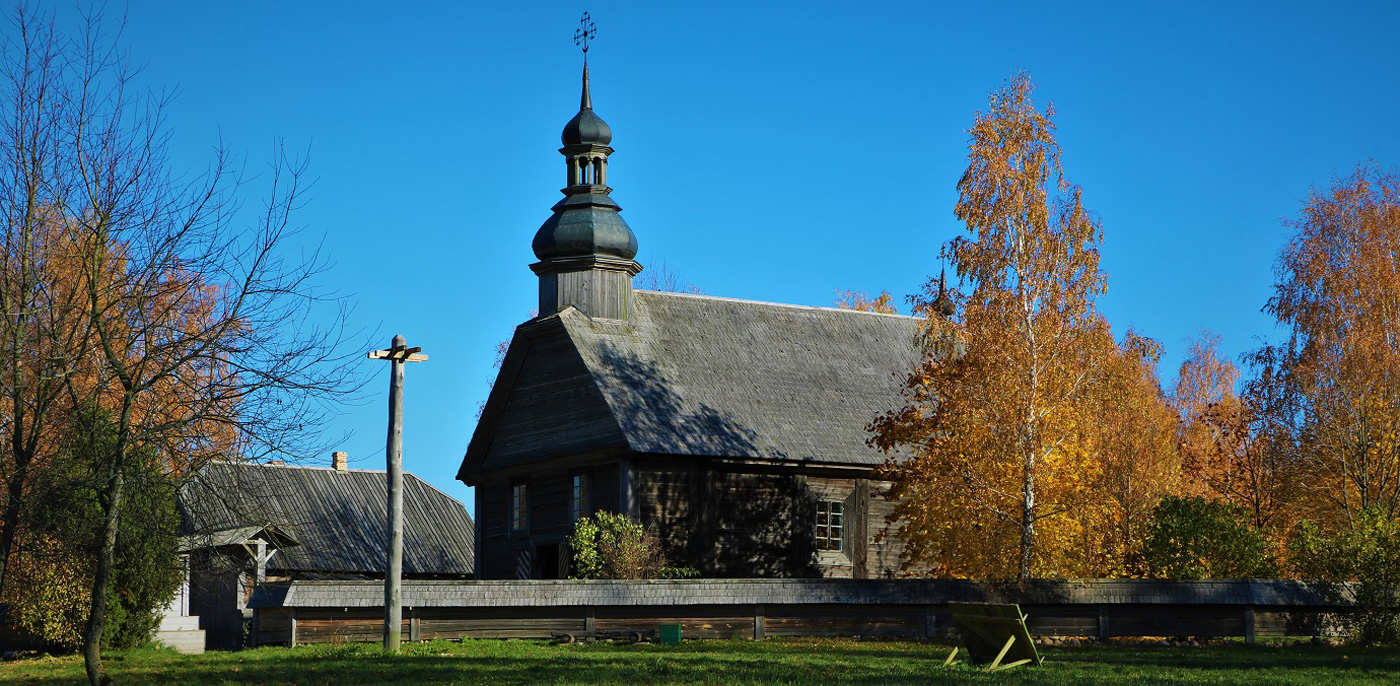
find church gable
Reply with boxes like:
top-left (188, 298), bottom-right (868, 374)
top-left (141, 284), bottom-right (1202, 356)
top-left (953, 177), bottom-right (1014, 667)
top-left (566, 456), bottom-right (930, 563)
top-left (461, 317), bottom-right (629, 478)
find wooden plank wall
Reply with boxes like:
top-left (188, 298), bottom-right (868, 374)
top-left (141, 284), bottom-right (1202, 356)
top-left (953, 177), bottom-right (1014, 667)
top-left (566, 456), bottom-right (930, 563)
top-left (253, 602), bottom-right (1341, 646)
top-left (418, 607), bottom-right (587, 640)
top-left (864, 480), bottom-right (903, 578)
top-left (633, 467), bottom-right (906, 580)
top-left (482, 329), bottom-right (625, 470)
top-left (477, 463), bottom-right (629, 580)
top-left (475, 478), bottom-right (513, 580)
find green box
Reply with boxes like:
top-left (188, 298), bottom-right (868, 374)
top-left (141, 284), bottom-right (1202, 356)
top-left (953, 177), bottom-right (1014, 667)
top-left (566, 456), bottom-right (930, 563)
top-left (658, 624), bottom-right (682, 645)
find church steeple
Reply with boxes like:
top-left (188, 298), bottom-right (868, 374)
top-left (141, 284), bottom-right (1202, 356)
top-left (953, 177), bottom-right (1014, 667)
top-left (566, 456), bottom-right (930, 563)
top-left (932, 268), bottom-right (955, 318)
top-left (530, 15), bottom-right (642, 321)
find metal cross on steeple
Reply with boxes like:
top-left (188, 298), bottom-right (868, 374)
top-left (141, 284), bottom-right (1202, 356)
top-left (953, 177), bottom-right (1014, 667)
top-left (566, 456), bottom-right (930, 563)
top-left (574, 12), bottom-right (597, 61)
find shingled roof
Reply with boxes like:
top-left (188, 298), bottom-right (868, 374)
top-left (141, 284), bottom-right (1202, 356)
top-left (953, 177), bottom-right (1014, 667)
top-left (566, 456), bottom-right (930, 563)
top-left (181, 462), bottom-right (475, 577)
top-left (463, 290), bottom-right (923, 476)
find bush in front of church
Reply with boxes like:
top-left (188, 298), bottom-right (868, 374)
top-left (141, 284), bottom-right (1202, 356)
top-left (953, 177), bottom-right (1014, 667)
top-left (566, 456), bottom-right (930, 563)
top-left (567, 512), bottom-right (697, 580)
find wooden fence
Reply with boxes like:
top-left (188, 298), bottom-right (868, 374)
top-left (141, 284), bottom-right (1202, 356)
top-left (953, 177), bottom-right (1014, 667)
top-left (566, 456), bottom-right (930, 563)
top-left (247, 578), bottom-right (1354, 647)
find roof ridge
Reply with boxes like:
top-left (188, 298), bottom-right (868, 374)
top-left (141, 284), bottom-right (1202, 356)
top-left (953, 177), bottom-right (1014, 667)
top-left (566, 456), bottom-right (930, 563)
top-left (635, 289), bottom-right (920, 321)
top-left (209, 461), bottom-right (393, 475)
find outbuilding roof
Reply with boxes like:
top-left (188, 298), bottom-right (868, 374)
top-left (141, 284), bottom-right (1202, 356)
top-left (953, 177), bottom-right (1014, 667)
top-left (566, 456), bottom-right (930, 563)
top-left (463, 290), bottom-right (924, 477)
top-left (181, 462), bottom-right (475, 577)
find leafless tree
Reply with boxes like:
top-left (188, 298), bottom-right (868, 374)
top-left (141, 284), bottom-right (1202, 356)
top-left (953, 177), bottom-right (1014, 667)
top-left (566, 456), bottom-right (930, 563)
top-left (0, 6), bottom-right (94, 594)
top-left (1, 7), bottom-right (362, 683)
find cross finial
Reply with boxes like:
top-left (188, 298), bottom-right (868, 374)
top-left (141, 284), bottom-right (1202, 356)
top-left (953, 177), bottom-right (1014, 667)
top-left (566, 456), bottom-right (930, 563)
top-left (574, 12), bottom-right (597, 61)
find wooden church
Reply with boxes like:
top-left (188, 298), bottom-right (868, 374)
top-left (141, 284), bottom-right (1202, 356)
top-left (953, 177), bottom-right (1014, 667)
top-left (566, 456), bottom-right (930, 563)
top-left (458, 64), bottom-right (926, 580)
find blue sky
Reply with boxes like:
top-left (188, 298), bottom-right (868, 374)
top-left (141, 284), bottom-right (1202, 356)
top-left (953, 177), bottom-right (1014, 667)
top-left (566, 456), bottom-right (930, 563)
top-left (53, 1), bottom-right (1400, 514)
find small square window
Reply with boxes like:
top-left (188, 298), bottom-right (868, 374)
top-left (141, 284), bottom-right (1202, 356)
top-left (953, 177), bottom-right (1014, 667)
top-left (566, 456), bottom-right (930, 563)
top-left (816, 500), bottom-right (843, 551)
top-left (511, 483), bottom-right (529, 533)
top-left (570, 474), bottom-right (590, 521)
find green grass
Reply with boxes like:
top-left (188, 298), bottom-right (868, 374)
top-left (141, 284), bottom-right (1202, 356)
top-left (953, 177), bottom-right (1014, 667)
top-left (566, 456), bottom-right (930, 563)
top-left (1, 638), bottom-right (1398, 685)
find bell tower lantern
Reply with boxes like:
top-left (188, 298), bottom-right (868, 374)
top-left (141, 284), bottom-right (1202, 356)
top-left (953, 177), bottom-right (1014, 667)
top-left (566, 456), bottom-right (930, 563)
top-left (530, 17), bottom-right (641, 321)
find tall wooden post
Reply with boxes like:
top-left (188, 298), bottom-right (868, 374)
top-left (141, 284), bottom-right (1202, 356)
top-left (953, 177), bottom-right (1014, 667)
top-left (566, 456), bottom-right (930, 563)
top-left (368, 335), bottom-right (427, 652)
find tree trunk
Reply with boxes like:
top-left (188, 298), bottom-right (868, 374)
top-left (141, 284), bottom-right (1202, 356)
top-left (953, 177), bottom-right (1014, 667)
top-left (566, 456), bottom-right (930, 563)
top-left (83, 460), bottom-right (125, 686)
top-left (1019, 462), bottom-right (1035, 580)
top-left (0, 451), bottom-right (29, 590)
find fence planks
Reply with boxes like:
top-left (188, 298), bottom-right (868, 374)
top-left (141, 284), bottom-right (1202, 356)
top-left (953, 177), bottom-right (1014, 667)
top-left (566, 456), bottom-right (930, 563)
top-left (247, 579), bottom-right (1353, 647)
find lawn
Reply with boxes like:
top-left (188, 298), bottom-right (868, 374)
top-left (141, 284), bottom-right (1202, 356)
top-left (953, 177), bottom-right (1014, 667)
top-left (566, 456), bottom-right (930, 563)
top-left (1, 638), bottom-right (1398, 685)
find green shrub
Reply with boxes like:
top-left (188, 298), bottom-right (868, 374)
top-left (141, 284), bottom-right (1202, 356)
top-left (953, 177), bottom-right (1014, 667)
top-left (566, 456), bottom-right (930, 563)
top-left (11, 406), bottom-right (183, 650)
top-left (1287, 510), bottom-right (1400, 645)
top-left (567, 512), bottom-right (697, 580)
top-left (1143, 496), bottom-right (1278, 579)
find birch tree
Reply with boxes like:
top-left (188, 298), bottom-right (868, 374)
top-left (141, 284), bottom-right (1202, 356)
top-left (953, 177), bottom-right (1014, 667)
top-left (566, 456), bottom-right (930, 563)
top-left (872, 73), bottom-right (1112, 579)
top-left (1266, 164), bottom-right (1400, 528)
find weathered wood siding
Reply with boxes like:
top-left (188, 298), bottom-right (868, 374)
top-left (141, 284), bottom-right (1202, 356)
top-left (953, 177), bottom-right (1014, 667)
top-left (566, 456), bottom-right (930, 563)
top-left (253, 602), bottom-right (1337, 647)
top-left (254, 608), bottom-right (292, 646)
top-left (188, 562), bottom-right (247, 650)
top-left (633, 462), bottom-right (903, 579)
top-left (591, 465), bottom-right (621, 522)
top-left (865, 480), bottom-right (903, 577)
top-left (295, 610), bottom-right (409, 644)
top-left (418, 607), bottom-right (587, 640)
top-left (477, 326), bottom-right (627, 472)
top-left (475, 475), bottom-right (514, 580)
top-left (595, 605), bottom-right (756, 639)
top-left (638, 461), bottom-right (693, 564)
top-left (248, 579), bottom-right (1356, 646)
top-left (475, 462), bottom-right (624, 580)
top-left (766, 603), bottom-right (927, 637)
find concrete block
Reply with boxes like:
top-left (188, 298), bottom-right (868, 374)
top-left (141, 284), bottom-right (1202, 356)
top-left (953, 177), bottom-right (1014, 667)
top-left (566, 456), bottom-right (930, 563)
top-left (155, 629), bottom-right (206, 655)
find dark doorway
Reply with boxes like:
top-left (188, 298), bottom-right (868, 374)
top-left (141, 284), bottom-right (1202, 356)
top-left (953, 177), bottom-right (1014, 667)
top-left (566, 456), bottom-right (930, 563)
top-left (535, 543), bottom-right (562, 579)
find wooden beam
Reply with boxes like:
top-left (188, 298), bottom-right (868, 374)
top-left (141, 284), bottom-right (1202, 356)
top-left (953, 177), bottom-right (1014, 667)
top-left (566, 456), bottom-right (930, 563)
top-left (988, 634), bottom-right (1017, 671)
top-left (367, 347), bottom-right (428, 362)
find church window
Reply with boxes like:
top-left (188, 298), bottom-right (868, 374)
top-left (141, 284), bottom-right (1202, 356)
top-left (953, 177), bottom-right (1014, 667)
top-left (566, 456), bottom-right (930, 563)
top-left (511, 483), bottom-right (529, 533)
top-left (816, 500), bottom-right (844, 551)
top-left (571, 474), bottom-right (590, 521)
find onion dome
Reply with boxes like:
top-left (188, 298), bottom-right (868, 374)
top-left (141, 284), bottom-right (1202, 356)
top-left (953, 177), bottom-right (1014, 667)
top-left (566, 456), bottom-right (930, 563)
top-left (533, 193), bottom-right (637, 260)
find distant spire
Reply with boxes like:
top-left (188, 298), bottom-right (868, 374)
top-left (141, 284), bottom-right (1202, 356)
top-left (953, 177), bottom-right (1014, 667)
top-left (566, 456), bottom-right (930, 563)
top-left (933, 268), bottom-right (955, 318)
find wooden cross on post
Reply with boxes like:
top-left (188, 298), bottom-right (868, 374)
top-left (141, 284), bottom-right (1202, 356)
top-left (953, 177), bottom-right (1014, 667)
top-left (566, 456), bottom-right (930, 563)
top-left (368, 335), bottom-right (428, 652)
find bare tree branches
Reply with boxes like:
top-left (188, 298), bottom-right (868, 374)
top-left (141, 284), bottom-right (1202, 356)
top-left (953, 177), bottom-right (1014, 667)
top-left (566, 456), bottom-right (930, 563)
top-left (0, 7), bottom-right (363, 682)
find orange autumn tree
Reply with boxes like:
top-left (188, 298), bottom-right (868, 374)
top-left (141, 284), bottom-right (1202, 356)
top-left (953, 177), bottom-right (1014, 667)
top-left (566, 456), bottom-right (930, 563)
top-left (1173, 332), bottom-right (1295, 530)
top-left (0, 208), bottom-right (95, 590)
top-left (835, 289), bottom-right (899, 314)
top-left (1265, 164), bottom-right (1400, 529)
top-left (1078, 332), bottom-right (1182, 577)
top-left (0, 208), bottom-right (242, 648)
top-left (872, 74), bottom-right (1127, 579)
top-left (0, 205), bottom-right (104, 647)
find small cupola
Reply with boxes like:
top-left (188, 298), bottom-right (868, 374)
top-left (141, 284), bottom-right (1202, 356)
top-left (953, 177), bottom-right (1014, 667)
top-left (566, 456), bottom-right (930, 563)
top-left (530, 33), bottom-right (642, 322)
